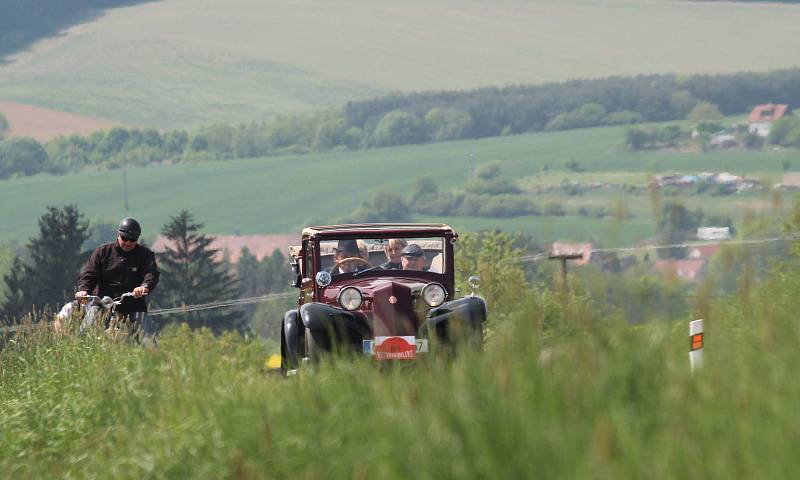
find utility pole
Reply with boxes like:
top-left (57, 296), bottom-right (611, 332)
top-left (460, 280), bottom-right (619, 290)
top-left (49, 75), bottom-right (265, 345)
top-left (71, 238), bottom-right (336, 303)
top-left (122, 170), bottom-right (129, 212)
top-left (548, 250), bottom-right (583, 288)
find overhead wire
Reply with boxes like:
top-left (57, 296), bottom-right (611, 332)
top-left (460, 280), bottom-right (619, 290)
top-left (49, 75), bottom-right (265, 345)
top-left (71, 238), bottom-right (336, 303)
top-left (2, 235), bottom-right (798, 333)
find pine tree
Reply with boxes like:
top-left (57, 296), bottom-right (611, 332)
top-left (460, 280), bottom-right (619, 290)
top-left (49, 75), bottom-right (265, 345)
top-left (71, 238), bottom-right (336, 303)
top-left (1, 257), bottom-right (31, 322)
top-left (27, 205), bottom-right (90, 304)
top-left (0, 205), bottom-right (88, 321)
top-left (156, 210), bottom-right (241, 333)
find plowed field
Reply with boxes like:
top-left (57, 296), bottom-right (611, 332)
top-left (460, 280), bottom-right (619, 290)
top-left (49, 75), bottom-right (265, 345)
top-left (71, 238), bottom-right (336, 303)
top-left (0, 100), bottom-right (116, 141)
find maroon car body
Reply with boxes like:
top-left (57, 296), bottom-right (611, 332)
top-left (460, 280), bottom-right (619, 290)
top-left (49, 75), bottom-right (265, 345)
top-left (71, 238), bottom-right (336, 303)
top-left (281, 223), bottom-right (486, 371)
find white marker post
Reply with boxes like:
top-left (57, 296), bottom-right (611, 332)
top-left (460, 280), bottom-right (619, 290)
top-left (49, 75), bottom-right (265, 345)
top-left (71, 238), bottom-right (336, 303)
top-left (689, 319), bottom-right (704, 373)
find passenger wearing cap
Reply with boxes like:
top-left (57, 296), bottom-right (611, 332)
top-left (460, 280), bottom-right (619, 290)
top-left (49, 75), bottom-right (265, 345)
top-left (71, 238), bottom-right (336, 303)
top-left (400, 243), bottom-right (427, 271)
top-left (329, 239), bottom-right (370, 275)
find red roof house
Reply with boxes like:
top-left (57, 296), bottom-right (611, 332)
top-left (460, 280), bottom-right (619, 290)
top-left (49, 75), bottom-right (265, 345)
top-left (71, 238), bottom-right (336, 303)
top-left (687, 244), bottom-right (721, 260)
top-left (152, 234), bottom-right (298, 264)
top-left (748, 104), bottom-right (790, 137)
top-left (654, 259), bottom-right (707, 281)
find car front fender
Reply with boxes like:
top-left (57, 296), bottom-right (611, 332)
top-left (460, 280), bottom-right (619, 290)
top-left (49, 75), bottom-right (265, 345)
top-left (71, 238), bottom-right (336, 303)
top-left (419, 295), bottom-right (487, 340)
top-left (299, 302), bottom-right (371, 348)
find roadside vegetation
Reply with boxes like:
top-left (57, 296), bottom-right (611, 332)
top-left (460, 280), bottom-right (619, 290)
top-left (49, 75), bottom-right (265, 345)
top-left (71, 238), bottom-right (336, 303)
top-left (2, 204), bottom-right (800, 478)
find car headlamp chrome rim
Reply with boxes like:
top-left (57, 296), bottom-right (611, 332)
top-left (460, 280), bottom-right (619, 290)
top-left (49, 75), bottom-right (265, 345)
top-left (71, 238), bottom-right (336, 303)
top-left (421, 283), bottom-right (447, 307)
top-left (338, 287), bottom-right (363, 311)
top-left (315, 271), bottom-right (332, 287)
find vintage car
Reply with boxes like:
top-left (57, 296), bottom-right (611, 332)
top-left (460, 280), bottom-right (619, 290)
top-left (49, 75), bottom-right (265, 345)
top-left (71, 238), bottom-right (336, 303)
top-left (281, 223), bottom-right (486, 372)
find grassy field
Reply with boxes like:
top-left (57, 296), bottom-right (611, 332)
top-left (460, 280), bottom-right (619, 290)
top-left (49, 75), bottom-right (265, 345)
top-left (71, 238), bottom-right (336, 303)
top-left (2, 264), bottom-right (800, 478)
top-left (0, 123), bottom-right (795, 245)
top-left (2, 0), bottom-right (800, 127)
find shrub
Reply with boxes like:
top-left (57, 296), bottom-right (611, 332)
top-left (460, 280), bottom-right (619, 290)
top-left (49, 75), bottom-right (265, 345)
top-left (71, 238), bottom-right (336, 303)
top-left (424, 108), bottom-right (473, 142)
top-left (0, 137), bottom-right (48, 179)
top-left (543, 202), bottom-right (567, 216)
top-left (371, 110), bottom-right (426, 147)
top-left (607, 110), bottom-right (645, 125)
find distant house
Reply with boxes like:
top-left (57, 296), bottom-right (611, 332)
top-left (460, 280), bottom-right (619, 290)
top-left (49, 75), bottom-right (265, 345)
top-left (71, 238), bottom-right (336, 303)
top-left (688, 243), bottom-right (721, 260)
top-left (654, 259), bottom-right (707, 281)
top-left (152, 234), bottom-right (298, 264)
top-left (697, 227), bottom-right (730, 241)
top-left (776, 172), bottom-right (800, 191)
top-left (748, 103), bottom-right (789, 137)
top-left (710, 133), bottom-right (737, 148)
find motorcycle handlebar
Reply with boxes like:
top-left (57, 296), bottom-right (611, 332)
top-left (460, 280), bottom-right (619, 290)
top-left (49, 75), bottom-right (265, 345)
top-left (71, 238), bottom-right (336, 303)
top-left (75, 291), bottom-right (143, 307)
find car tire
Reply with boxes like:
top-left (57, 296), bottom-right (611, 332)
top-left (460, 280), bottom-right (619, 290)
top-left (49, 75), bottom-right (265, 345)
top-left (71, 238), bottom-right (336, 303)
top-left (280, 326), bottom-right (292, 375)
top-left (305, 327), bottom-right (322, 363)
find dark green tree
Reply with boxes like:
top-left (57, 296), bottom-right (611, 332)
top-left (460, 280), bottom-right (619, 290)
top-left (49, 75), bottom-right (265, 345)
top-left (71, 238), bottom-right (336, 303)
top-left (0, 112), bottom-right (9, 139)
top-left (371, 110), bottom-right (425, 147)
top-left (236, 247), bottom-right (292, 341)
top-left (657, 202), bottom-right (704, 259)
top-left (0, 205), bottom-right (89, 321)
top-left (156, 210), bottom-right (242, 333)
top-left (27, 205), bottom-right (90, 308)
top-left (1, 257), bottom-right (31, 322)
top-left (0, 137), bottom-right (48, 179)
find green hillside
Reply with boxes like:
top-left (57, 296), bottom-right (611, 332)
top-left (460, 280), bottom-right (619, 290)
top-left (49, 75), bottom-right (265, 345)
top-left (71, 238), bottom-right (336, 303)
top-left (2, 0), bottom-right (800, 128)
top-left (0, 124), bottom-right (792, 245)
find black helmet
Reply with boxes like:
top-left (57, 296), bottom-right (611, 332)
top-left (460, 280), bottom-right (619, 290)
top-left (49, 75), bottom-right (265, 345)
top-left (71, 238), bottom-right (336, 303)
top-left (118, 217), bottom-right (141, 239)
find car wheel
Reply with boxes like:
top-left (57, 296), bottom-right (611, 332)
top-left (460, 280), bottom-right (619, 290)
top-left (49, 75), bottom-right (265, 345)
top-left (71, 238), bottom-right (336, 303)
top-left (305, 327), bottom-right (322, 363)
top-left (280, 327), bottom-right (293, 375)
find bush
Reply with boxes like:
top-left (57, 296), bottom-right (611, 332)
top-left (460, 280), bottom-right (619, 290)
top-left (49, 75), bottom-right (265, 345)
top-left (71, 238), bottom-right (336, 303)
top-left (475, 195), bottom-right (540, 218)
top-left (371, 110), bottom-right (426, 147)
top-left (688, 101), bottom-right (723, 124)
top-left (543, 202), bottom-right (567, 216)
top-left (424, 108), bottom-right (473, 142)
top-left (625, 127), bottom-right (651, 150)
top-left (607, 110), bottom-right (645, 125)
top-left (465, 162), bottom-right (520, 195)
top-left (546, 103), bottom-right (608, 130)
top-left (0, 137), bottom-right (48, 179)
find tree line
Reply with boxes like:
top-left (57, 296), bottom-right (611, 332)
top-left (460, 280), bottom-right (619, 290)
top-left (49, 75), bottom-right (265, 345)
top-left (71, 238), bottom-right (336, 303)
top-left (3, 68), bottom-right (800, 179)
top-left (0, 0), bottom-right (154, 58)
top-left (0, 206), bottom-right (291, 337)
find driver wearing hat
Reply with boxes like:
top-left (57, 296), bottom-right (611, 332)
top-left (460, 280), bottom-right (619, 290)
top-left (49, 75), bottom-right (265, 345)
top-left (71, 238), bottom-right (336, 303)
top-left (329, 239), bottom-right (369, 274)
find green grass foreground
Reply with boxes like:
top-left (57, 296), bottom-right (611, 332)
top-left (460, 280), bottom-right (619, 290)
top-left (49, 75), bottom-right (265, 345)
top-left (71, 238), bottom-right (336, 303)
top-left (3, 267), bottom-right (800, 479)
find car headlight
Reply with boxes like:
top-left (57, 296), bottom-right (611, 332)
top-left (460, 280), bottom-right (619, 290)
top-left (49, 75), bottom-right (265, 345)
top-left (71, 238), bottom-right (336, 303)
top-left (421, 283), bottom-right (447, 307)
top-left (315, 271), bottom-right (331, 287)
top-left (338, 287), bottom-right (363, 311)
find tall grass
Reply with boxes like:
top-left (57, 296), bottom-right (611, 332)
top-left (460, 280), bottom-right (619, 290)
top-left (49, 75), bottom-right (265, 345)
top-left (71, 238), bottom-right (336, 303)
top-left (2, 265), bottom-right (800, 478)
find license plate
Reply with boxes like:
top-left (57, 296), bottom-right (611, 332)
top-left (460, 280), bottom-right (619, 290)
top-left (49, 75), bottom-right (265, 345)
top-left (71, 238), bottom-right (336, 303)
top-left (363, 337), bottom-right (428, 359)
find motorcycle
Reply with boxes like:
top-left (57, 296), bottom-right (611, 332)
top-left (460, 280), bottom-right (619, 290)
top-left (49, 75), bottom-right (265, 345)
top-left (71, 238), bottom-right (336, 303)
top-left (77, 292), bottom-right (150, 343)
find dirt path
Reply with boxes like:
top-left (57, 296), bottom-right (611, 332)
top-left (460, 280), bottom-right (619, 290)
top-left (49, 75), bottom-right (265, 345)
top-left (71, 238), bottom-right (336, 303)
top-left (0, 100), bottom-right (117, 142)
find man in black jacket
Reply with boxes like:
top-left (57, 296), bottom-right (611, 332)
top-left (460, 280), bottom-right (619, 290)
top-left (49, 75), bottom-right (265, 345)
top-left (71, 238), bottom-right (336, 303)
top-left (75, 217), bottom-right (160, 342)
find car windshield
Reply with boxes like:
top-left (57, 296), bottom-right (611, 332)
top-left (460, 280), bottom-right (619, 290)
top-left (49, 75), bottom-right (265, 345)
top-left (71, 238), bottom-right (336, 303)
top-left (319, 236), bottom-right (446, 277)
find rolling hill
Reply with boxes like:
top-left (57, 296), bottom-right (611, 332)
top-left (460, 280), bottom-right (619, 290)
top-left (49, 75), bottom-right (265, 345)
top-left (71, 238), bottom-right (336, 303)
top-left (1, 0), bottom-right (800, 129)
top-left (0, 124), bottom-right (791, 246)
